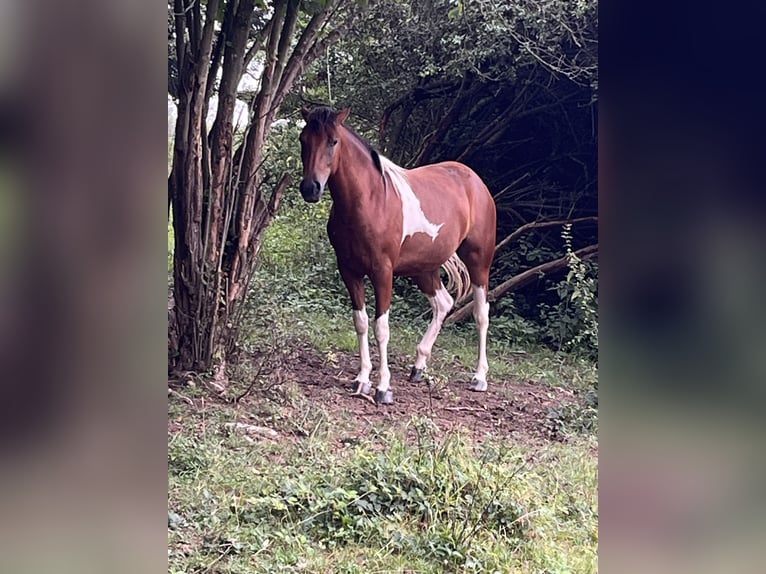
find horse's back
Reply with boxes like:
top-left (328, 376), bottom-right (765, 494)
top-left (408, 160), bottom-right (496, 232)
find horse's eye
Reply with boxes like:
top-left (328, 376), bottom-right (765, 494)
top-left (329, 138), bottom-right (338, 146)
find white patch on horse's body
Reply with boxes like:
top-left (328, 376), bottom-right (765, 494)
top-left (378, 155), bottom-right (443, 245)
top-left (414, 284), bottom-right (454, 370)
top-left (374, 311), bottom-right (391, 392)
top-left (353, 308), bottom-right (372, 384)
top-left (471, 285), bottom-right (490, 384)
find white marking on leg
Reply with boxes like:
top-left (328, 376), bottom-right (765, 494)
top-left (472, 285), bottom-right (490, 384)
top-left (353, 308), bottom-right (372, 384)
top-left (378, 155), bottom-right (443, 244)
top-left (414, 284), bottom-right (454, 369)
top-left (374, 311), bottom-right (391, 393)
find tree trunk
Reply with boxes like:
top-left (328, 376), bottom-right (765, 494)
top-left (168, 0), bottom-right (358, 376)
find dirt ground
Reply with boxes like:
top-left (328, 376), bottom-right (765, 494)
top-left (262, 341), bottom-right (588, 444)
top-left (169, 339), bottom-right (594, 449)
top-left (294, 354), bottom-right (576, 440)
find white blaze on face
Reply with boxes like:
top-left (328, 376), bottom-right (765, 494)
top-left (378, 155), bottom-right (443, 245)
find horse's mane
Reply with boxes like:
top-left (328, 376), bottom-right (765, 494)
top-left (306, 106), bottom-right (383, 174)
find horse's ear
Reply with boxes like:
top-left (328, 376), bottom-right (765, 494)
top-left (336, 107), bottom-right (350, 124)
top-left (301, 107), bottom-right (310, 120)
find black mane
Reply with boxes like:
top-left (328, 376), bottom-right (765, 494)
top-left (306, 106), bottom-right (383, 174)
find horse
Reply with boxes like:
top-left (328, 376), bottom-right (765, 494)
top-left (298, 106), bottom-right (496, 404)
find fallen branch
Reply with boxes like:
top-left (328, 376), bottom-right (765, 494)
top-left (495, 216), bottom-right (598, 255)
top-left (167, 387), bottom-right (194, 406)
top-left (446, 244), bottom-right (598, 324)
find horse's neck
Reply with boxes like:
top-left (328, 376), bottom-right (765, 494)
top-left (328, 139), bottom-right (385, 215)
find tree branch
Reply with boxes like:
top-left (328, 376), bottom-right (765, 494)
top-left (205, 0), bottom-right (255, 269)
top-left (271, 0), bottom-right (301, 96)
top-left (455, 84), bottom-right (531, 162)
top-left (204, 0), bottom-right (237, 105)
top-left (243, 18), bottom-right (275, 73)
top-left (275, 1), bottom-right (363, 111)
top-left (412, 74), bottom-right (472, 166)
top-left (445, 244), bottom-right (598, 324)
top-left (189, 0), bottom-right (202, 55)
top-left (268, 173), bottom-right (291, 216)
top-left (495, 216), bottom-right (598, 255)
top-left (173, 0), bottom-right (187, 88)
top-left (274, 8), bottom-right (329, 100)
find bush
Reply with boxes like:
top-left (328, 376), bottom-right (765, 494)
top-left (537, 225), bottom-right (598, 357)
top-left (240, 423), bottom-right (528, 567)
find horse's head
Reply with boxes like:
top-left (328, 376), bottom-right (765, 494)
top-left (298, 106), bottom-right (350, 202)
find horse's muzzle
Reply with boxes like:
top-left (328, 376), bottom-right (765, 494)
top-left (300, 179), bottom-right (322, 203)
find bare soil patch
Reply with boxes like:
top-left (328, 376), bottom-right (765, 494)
top-left (264, 343), bottom-right (586, 445)
top-left (169, 342), bottom-right (593, 449)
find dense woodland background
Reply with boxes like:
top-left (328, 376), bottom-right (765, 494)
top-left (167, 0), bottom-right (598, 376)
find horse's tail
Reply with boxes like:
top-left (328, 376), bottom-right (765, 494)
top-left (442, 253), bottom-right (472, 304)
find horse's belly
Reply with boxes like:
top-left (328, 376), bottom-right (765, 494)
top-left (328, 214), bottom-right (459, 278)
top-left (393, 236), bottom-right (457, 276)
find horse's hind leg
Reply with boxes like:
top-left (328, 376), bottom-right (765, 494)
top-left (457, 239), bottom-right (494, 392)
top-left (468, 282), bottom-right (490, 391)
top-left (409, 271), bottom-right (454, 383)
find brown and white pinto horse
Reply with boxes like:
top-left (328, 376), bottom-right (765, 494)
top-left (298, 106), bottom-right (496, 404)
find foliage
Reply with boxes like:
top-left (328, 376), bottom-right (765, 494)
top-left (168, 408), bottom-right (597, 572)
top-left (545, 389), bottom-right (598, 439)
top-left (253, 427), bottom-right (528, 555)
top-left (536, 225), bottom-right (598, 356)
top-left (563, 225), bottom-right (599, 353)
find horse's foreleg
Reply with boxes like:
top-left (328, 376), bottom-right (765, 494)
top-left (374, 311), bottom-right (391, 396)
top-left (340, 270), bottom-right (372, 396)
top-left (469, 284), bottom-right (490, 392)
top-left (352, 308), bottom-right (372, 394)
top-left (371, 271), bottom-right (394, 404)
top-left (411, 282), bottom-right (454, 382)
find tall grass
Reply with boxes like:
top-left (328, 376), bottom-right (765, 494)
top-left (169, 406), bottom-right (597, 573)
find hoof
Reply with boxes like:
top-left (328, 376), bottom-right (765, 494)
top-left (349, 381), bottom-right (371, 395)
top-left (409, 367), bottom-right (424, 383)
top-left (374, 389), bottom-right (394, 405)
top-left (468, 378), bottom-right (488, 392)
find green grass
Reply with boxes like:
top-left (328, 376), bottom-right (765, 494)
top-left (169, 402), bottom-right (597, 573)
